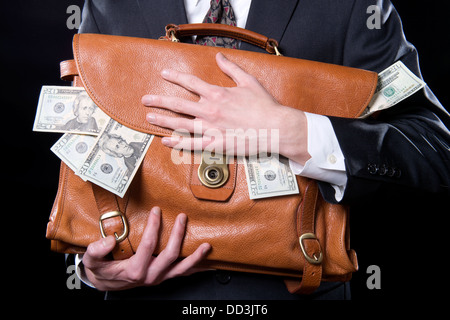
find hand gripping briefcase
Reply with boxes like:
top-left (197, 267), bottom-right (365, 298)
top-left (46, 24), bottom-right (377, 294)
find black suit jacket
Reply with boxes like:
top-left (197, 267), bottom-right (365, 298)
top-left (77, 0), bottom-right (450, 299)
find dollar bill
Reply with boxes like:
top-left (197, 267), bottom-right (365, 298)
top-left (78, 118), bottom-right (154, 198)
top-left (33, 86), bottom-right (110, 135)
top-left (243, 155), bottom-right (299, 199)
top-left (51, 133), bottom-right (97, 180)
top-left (360, 61), bottom-right (426, 118)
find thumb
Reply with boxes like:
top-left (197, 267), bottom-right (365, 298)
top-left (83, 235), bottom-right (116, 269)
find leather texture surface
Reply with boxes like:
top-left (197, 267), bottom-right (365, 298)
top-left (47, 27), bottom-right (376, 293)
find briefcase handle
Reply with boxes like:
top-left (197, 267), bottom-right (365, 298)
top-left (164, 23), bottom-right (281, 55)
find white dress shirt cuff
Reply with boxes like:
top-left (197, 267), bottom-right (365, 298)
top-left (75, 254), bottom-right (96, 288)
top-left (289, 112), bottom-right (347, 202)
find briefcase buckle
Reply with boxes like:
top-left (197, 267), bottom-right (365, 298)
top-left (299, 233), bottom-right (323, 265)
top-left (99, 211), bottom-right (129, 243)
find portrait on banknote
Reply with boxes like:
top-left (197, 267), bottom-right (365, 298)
top-left (33, 86), bottom-right (110, 135)
top-left (60, 91), bottom-right (99, 133)
top-left (98, 132), bottom-right (146, 173)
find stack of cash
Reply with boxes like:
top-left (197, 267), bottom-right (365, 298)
top-left (33, 85), bottom-right (300, 199)
top-left (33, 86), bottom-right (153, 197)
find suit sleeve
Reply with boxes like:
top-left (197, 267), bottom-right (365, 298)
top-left (319, 0), bottom-right (450, 204)
top-left (79, 0), bottom-right (101, 34)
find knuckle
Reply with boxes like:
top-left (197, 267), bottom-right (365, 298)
top-left (171, 98), bottom-right (185, 113)
top-left (84, 244), bottom-right (99, 264)
top-left (212, 108), bottom-right (223, 122)
top-left (158, 115), bottom-right (183, 130)
top-left (152, 95), bottom-right (162, 105)
top-left (210, 87), bottom-right (226, 101)
top-left (186, 76), bottom-right (200, 91)
top-left (154, 115), bottom-right (168, 127)
top-left (172, 118), bottom-right (187, 131)
top-left (139, 238), bottom-right (157, 254)
top-left (165, 250), bottom-right (180, 264)
top-left (204, 104), bottom-right (221, 120)
top-left (161, 244), bottom-right (181, 264)
top-left (82, 256), bottom-right (94, 270)
top-left (240, 73), bottom-right (257, 87)
top-left (128, 268), bottom-right (146, 284)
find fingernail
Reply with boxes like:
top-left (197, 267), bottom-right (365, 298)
top-left (146, 113), bottom-right (156, 123)
top-left (179, 214), bottom-right (187, 225)
top-left (142, 95), bottom-right (153, 105)
top-left (161, 69), bottom-right (170, 77)
top-left (152, 206), bottom-right (161, 216)
top-left (202, 244), bottom-right (211, 255)
top-left (162, 137), bottom-right (179, 145)
top-left (102, 236), bottom-right (115, 247)
top-left (217, 52), bottom-right (226, 60)
top-left (161, 137), bottom-right (170, 144)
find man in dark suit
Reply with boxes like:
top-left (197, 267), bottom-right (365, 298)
top-left (75, 0), bottom-right (450, 300)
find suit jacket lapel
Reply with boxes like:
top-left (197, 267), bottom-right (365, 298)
top-left (136, 0), bottom-right (189, 40)
top-left (241, 0), bottom-right (299, 52)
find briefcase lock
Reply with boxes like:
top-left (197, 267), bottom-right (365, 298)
top-left (198, 151), bottom-right (229, 188)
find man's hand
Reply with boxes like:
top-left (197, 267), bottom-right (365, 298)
top-left (142, 52), bottom-right (311, 166)
top-left (82, 206), bottom-right (211, 291)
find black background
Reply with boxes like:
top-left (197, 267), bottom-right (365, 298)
top-left (2, 0), bottom-right (449, 305)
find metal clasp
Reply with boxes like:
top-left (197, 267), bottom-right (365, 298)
top-left (299, 233), bottom-right (323, 265)
top-left (273, 45), bottom-right (282, 56)
top-left (267, 39), bottom-right (282, 56)
top-left (169, 30), bottom-right (180, 42)
top-left (99, 211), bottom-right (129, 243)
top-left (198, 151), bottom-right (229, 188)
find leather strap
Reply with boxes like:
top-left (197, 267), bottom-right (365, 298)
top-left (165, 23), bottom-right (279, 54)
top-left (92, 184), bottom-right (134, 260)
top-left (284, 180), bottom-right (323, 294)
top-left (60, 59), bottom-right (78, 81)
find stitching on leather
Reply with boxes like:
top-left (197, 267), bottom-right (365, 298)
top-left (75, 35), bottom-right (168, 135)
top-left (355, 72), bottom-right (378, 117)
top-left (50, 162), bottom-right (69, 239)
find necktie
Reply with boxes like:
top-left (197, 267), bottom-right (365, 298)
top-left (195, 0), bottom-right (238, 49)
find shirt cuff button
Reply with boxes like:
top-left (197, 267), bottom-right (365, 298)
top-left (327, 154), bottom-right (337, 165)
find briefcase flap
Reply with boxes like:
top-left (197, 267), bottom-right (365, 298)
top-left (62, 33), bottom-right (377, 137)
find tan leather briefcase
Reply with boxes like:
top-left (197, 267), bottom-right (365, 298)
top-left (46, 24), bottom-right (377, 294)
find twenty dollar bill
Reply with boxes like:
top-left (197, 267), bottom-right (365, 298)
top-left (33, 86), bottom-right (110, 135)
top-left (360, 61), bottom-right (425, 118)
top-left (243, 155), bottom-right (299, 199)
top-left (78, 118), bottom-right (154, 198)
top-left (51, 133), bottom-right (97, 180)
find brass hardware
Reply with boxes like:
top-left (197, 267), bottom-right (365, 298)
top-left (168, 30), bottom-right (179, 42)
top-left (268, 39), bottom-right (282, 56)
top-left (99, 211), bottom-right (129, 243)
top-left (273, 45), bottom-right (282, 56)
top-left (299, 233), bottom-right (323, 265)
top-left (198, 152), bottom-right (229, 188)
top-left (204, 165), bottom-right (224, 185)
